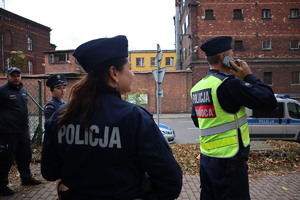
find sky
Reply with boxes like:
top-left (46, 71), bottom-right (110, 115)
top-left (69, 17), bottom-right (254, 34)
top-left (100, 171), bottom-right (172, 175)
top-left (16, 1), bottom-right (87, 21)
top-left (3, 0), bottom-right (176, 51)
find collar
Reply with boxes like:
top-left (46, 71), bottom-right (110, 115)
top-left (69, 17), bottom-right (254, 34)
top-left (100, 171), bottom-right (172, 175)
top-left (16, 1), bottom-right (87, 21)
top-left (102, 84), bottom-right (121, 99)
top-left (207, 69), bottom-right (230, 77)
top-left (7, 82), bottom-right (23, 90)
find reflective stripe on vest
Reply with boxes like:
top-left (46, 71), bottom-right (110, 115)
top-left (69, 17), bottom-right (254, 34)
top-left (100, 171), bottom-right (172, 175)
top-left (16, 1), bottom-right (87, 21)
top-left (200, 115), bottom-right (248, 136)
top-left (201, 125), bottom-right (249, 150)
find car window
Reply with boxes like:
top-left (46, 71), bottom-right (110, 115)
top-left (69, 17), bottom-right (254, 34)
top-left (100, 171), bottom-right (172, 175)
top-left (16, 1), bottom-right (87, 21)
top-left (287, 103), bottom-right (300, 119)
top-left (252, 102), bottom-right (284, 118)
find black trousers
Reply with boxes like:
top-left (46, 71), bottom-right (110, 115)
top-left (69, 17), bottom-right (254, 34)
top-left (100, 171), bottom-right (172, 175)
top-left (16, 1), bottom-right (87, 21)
top-left (0, 132), bottom-right (32, 187)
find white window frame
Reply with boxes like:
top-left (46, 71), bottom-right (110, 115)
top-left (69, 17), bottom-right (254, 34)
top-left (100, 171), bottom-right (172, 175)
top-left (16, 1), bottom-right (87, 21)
top-left (292, 71), bottom-right (300, 84)
top-left (290, 40), bottom-right (300, 50)
top-left (165, 57), bottom-right (174, 66)
top-left (28, 61), bottom-right (33, 74)
top-left (262, 41), bottom-right (271, 50)
top-left (262, 9), bottom-right (271, 19)
top-left (290, 9), bottom-right (299, 18)
top-left (27, 37), bottom-right (33, 51)
top-left (136, 58), bottom-right (144, 67)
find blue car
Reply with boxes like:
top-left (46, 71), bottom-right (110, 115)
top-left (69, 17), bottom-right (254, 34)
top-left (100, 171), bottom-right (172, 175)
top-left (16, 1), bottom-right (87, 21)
top-left (157, 123), bottom-right (176, 144)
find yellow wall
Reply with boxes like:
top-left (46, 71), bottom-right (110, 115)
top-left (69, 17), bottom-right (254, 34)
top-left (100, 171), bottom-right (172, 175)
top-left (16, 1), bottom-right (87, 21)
top-left (129, 50), bottom-right (176, 71)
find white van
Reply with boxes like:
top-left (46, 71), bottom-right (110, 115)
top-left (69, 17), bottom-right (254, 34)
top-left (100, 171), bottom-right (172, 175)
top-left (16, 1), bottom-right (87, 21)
top-left (247, 94), bottom-right (300, 141)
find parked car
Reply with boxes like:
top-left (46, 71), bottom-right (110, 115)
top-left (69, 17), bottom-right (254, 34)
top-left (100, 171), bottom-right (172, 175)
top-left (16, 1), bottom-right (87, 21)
top-left (157, 123), bottom-right (176, 144)
top-left (247, 94), bottom-right (300, 141)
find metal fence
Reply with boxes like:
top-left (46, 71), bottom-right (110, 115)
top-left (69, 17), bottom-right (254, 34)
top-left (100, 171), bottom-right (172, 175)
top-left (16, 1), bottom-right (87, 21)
top-left (23, 78), bottom-right (45, 146)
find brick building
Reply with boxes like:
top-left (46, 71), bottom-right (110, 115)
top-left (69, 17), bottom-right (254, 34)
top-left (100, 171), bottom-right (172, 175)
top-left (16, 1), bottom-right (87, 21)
top-left (0, 8), bottom-right (53, 75)
top-left (175, 0), bottom-right (300, 99)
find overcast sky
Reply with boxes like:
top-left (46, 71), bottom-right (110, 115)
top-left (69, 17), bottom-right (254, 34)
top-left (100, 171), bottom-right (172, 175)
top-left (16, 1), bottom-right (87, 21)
top-left (3, 0), bottom-right (176, 51)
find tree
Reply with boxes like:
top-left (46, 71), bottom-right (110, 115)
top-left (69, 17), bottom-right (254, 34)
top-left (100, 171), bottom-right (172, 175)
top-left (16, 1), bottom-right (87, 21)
top-left (9, 51), bottom-right (26, 70)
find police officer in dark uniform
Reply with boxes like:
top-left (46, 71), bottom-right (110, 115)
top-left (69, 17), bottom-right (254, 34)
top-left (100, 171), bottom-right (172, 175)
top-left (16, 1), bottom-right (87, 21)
top-left (0, 67), bottom-right (41, 197)
top-left (44, 74), bottom-right (67, 122)
top-left (41, 35), bottom-right (182, 200)
top-left (190, 36), bottom-right (277, 200)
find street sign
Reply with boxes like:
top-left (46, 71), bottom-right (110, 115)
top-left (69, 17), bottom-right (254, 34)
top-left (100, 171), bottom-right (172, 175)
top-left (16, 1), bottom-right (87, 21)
top-left (152, 67), bottom-right (166, 83)
top-left (156, 44), bottom-right (163, 65)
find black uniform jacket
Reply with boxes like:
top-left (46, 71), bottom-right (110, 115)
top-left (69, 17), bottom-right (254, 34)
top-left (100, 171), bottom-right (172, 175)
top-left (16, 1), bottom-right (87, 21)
top-left (191, 70), bottom-right (277, 127)
top-left (41, 86), bottom-right (182, 200)
top-left (0, 82), bottom-right (28, 133)
top-left (44, 96), bottom-right (66, 122)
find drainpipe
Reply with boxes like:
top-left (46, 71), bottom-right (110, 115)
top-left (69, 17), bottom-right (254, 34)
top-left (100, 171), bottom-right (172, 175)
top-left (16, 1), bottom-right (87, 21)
top-left (1, 32), bottom-right (4, 72)
top-left (175, 5), bottom-right (182, 70)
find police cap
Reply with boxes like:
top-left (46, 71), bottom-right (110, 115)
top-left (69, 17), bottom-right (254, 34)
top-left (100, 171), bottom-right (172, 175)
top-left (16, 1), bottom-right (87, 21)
top-left (7, 67), bottom-right (21, 75)
top-left (46, 74), bottom-right (66, 88)
top-left (73, 35), bottom-right (128, 73)
top-left (200, 36), bottom-right (232, 57)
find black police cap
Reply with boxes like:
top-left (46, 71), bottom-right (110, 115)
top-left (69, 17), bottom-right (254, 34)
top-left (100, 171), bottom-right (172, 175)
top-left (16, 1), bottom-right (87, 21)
top-left (7, 67), bottom-right (21, 75)
top-left (200, 36), bottom-right (232, 57)
top-left (73, 35), bottom-right (128, 73)
top-left (46, 74), bottom-right (66, 88)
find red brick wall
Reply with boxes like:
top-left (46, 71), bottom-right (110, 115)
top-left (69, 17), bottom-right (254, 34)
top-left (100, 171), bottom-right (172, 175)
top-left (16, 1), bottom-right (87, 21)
top-left (0, 70), bottom-right (194, 114)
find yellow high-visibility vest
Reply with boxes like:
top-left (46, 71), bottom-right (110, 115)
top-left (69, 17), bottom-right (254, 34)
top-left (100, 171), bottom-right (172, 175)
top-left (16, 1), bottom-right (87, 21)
top-left (190, 73), bottom-right (250, 158)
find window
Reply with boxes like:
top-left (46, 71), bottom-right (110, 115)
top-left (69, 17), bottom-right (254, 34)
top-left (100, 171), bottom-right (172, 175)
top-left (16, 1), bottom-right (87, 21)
top-left (205, 10), bottom-right (215, 20)
top-left (287, 103), bottom-right (300, 119)
top-left (182, 23), bottom-right (186, 34)
top-left (290, 40), bottom-right (300, 49)
top-left (28, 61), bottom-right (33, 74)
top-left (292, 71), bottom-right (300, 84)
top-left (27, 36), bottom-right (33, 51)
top-left (233, 9), bottom-right (243, 20)
top-left (263, 72), bottom-right (272, 85)
top-left (4, 30), bottom-right (12, 46)
top-left (262, 41), bottom-right (271, 50)
top-left (136, 58), bottom-right (144, 66)
top-left (234, 40), bottom-right (244, 50)
top-left (165, 57), bottom-right (174, 66)
top-left (151, 57), bottom-right (156, 66)
top-left (290, 9), bottom-right (299, 19)
top-left (49, 53), bottom-right (69, 63)
top-left (262, 9), bottom-right (271, 19)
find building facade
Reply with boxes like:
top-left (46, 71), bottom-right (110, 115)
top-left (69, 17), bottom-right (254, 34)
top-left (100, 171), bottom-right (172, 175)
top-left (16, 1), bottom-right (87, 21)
top-left (0, 8), bottom-right (53, 75)
top-left (175, 0), bottom-right (300, 99)
top-left (130, 50), bottom-right (176, 72)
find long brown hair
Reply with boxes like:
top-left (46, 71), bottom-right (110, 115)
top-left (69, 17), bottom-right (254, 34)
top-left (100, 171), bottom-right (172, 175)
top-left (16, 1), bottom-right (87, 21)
top-left (57, 57), bottom-right (128, 130)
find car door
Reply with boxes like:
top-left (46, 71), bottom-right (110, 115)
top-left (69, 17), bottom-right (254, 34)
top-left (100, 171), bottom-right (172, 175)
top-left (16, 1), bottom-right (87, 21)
top-left (249, 102), bottom-right (285, 139)
top-left (286, 102), bottom-right (300, 140)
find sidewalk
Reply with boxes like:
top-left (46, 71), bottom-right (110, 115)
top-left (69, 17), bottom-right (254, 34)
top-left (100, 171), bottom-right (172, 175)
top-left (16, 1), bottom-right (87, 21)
top-left (1, 163), bottom-right (299, 200)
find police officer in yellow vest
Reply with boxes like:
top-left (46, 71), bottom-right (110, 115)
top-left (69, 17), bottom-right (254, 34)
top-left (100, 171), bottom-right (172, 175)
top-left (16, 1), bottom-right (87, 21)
top-left (191, 36), bottom-right (277, 200)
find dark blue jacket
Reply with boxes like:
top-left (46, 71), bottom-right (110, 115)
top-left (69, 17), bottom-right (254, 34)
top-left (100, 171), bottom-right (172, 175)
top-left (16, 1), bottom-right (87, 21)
top-left (0, 82), bottom-right (28, 133)
top-left (44, 96), bottom-right (66, 123)
top-left (191, 70), bottom-right (277, 127)
top-left (41, 87), bottom-right (182, 200)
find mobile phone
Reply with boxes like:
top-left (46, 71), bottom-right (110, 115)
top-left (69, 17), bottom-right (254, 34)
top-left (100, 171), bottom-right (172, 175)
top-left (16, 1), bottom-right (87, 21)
top-left (222, 56), bottom-right (237, 71)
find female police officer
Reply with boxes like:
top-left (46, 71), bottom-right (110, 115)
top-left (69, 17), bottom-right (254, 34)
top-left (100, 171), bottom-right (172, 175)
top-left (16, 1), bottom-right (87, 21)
top-left (41, 35), bottom-right (182, 200)
top-left (44, 74), bottom-right (67, 122)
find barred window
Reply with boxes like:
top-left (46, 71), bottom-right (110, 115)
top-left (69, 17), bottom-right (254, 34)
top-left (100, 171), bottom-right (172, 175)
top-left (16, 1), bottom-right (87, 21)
top-left (262, 9), bottom-right (271, 19)
top-left (262, 41), bottom-right (271, 50)
top-left (234, 40), bottom-right (244, 50)
top-left (205, 10), bottom-right (215, 20)
top-left (264, 72), bottom-right (272, 85)
top-left (233, 9), bottom-right (243, 20)
top-left (292, 71), bottom-right (300, 84)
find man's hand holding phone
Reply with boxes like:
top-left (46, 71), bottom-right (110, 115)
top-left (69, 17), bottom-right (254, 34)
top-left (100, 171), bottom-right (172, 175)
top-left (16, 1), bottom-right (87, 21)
top-left (223, 56), bottom-right (252, 80)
